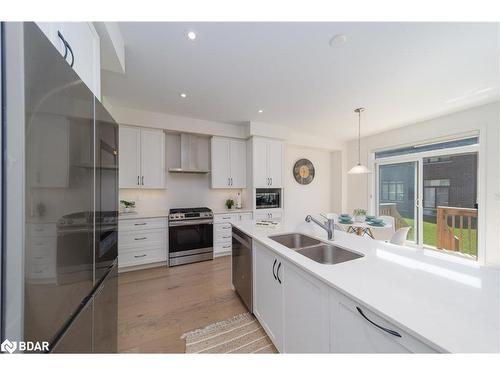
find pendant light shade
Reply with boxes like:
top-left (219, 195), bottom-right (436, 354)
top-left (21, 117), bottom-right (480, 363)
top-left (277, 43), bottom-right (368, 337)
top-left (348, 107), bottom-right (370, 174)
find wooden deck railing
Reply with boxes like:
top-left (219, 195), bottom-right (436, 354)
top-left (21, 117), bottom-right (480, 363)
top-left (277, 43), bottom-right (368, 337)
top-left (379, 203), bottom-right (410, 230)
top-left (436, 206), bottom-right (478, 255)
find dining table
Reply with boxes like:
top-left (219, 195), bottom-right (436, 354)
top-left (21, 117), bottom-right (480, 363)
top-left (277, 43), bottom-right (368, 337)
top-left (338, 220), bottom-right (392, 239)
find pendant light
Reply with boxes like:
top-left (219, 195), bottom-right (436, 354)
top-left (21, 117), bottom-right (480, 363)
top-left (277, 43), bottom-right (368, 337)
top-left (348, 107), bottom-right (370, 174)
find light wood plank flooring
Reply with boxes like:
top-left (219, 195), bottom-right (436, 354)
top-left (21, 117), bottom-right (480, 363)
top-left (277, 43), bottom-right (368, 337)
top-left (118, 256), bottom-right (247, 353)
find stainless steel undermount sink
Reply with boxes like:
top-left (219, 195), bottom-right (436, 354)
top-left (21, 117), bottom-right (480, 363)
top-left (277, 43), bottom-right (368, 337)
top-left (268, 233), bottom-right (321, 249)
top-left (296, 244), bottom-right (363, 265)
top-left (268, 233), bottom-right (364, 265)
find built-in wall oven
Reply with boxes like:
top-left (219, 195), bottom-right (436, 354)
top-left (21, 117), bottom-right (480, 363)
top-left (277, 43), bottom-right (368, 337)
top-left (256, 188), bottom-right (281, 209)
top-left (168, 207), bottom-right (214, 266)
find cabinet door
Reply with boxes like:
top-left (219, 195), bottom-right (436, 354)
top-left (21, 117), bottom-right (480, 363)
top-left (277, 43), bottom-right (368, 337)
top-left (253, 242), bottom-right (283, 351)
top-left (329, 290), bottom-right (436, 353)
top-left (252, 138), bottom-right (269, 188)
top-left (283, 262), bottom-right (329, 353)
top-left (54, 23), bottom-right (100, 99)
top-left (211, 137), bottom-right (231, 188)
top-left (229, 139), bottom-right (246, 188)
top-left (267, 139), bottom-right (283, 188)
top-left (141, 129), bottom-right (165, 189)
top-left (119, 126), bottom-right (141, 188)
top-left (239, 212), bottom-right (253, 221)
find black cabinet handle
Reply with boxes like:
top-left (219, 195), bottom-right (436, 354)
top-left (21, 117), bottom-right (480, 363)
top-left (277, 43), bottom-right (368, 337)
top-left (66, 41), bottom-right (74, 67)
top-left (137, 176), bottom-right (140, 185)
top-left (356, 307), bottom-right (402, 337)
top-left (134, 237), bottom-right (147, 241)
top-left (141, 176), bottom-right (144, 185)
top-left (272, 259), bottom-right (277, 280)
top-left (134, 254), bottom-right (146, 258)
top-left (276, 262), bottom-right (282, 284)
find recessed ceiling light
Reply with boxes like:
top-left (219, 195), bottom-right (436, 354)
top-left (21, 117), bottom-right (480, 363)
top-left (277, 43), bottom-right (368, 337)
top-left (180, 93), bottom-right (187, 98)
top-left (186, 31), bottom-right (197, 40)
top-left (329, 34), bottom-right (347, 48)
top-left (258, 109), bottom-right (264, 113)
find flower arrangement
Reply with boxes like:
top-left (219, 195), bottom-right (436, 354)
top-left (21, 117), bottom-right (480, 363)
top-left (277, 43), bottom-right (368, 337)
top-left (225, 199), bottom-right (235, 209)
top-left (120, 200), bottom-right (136, 213)
top-left (353, 208), bottom-right (367, 222)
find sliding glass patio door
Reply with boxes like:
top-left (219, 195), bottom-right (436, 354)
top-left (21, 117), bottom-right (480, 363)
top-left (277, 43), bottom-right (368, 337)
top-left (375, 143), bottom-right (479, 259)
top-left (377, 161), bottom-right (418, 243)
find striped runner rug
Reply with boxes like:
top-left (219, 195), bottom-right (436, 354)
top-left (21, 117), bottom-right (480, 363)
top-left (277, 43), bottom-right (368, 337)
top-left (182, 312), bottom-right (277, 353)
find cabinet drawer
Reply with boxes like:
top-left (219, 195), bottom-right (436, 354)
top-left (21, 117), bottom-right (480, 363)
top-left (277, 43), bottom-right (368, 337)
top-left (214, 231), bottom-right (233, 244)
top-left (119, 247), bottom-right (166, 267)
top-left (214, 213), bottom-right (238, 223)
top-left (119, 229), bottom-right (164, 250)
top-left (119, 217), bottom-right (167, 231)
top-left (215, 223), bottom-right (232, 232)
top-left (214, 242), bottom-right (232, 254)
top-left (27, 262), bottom-right (56, 279)
top-left (239, 213), bottom-right (253, 221)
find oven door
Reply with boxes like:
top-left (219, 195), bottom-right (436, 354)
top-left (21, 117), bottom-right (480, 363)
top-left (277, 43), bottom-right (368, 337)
top-left (168, 220), bottom-right (213, 259)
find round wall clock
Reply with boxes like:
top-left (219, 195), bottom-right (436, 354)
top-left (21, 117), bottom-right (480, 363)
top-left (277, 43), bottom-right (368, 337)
top-left (293, 159), bottom-right (315, 185)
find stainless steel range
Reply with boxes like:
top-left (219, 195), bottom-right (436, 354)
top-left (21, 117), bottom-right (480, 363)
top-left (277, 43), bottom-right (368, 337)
top-left (168, 207), bottom-right (214, 266)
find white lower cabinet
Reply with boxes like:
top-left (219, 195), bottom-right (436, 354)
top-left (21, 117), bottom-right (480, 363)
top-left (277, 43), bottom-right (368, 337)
top-left (252, 242), bottom-right (439, 353)
top-left (329, 289), bottom-right (437, 353)
top-left (118, 217), bottom-right (167, 269)
top-left (253, 241), bottom-right (284, 351)
top-left (213, 212), bottom-right (253, 257)
top-left (283, 262), bottom-right (330, 353)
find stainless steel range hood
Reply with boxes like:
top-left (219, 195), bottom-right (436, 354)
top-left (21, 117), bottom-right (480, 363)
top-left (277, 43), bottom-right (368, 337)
top-left (168, 133), bottom-right (210, 174)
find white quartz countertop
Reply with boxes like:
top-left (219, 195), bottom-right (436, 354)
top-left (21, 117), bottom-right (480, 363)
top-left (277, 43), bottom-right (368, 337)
top-left (232, 220), bottom-right (500, 353)
top-left (118, 210), bottom-right (169, 220)
top-left (213, 208), bottom-right (253, 215)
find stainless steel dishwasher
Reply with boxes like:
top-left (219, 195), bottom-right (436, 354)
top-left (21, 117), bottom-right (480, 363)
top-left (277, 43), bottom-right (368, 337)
top-left (232, 227), bottom-right (253, 311)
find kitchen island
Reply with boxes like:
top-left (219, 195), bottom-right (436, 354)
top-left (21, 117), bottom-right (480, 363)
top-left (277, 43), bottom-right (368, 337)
top-left (231, 219), bottom-right (500, 353)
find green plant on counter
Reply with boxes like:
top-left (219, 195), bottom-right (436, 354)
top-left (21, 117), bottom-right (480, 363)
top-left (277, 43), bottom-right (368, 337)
top-left (225, 199), bottom-right (235, 209)
top-left (353, 208), bottom-right (367, 217)
top-left (120, 200), bottom-right (136, 208)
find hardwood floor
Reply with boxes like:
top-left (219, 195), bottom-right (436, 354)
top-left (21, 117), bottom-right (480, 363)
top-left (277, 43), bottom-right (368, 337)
top-left (118, 256), bottom-right (247, 353)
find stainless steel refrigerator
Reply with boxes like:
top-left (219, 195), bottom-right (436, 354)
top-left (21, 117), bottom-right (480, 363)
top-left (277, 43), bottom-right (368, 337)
top-left (5, 22), bottom-right (119, 353)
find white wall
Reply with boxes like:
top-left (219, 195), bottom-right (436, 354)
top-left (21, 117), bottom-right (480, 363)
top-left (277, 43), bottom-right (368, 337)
top-left (343, 102), bottom-right (500, 266)
top-left (284, 145), bottom-right (334, 227)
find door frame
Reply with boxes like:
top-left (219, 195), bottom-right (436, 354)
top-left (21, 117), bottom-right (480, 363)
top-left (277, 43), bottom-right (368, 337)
top-left (369, 142), bottom-right (482, 261)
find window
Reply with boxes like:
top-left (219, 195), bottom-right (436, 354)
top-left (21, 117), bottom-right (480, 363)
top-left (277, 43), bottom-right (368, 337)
top-left (381, 181), bottom-right (404, 201)
top-left (375, 137), bottom-right (478, 159)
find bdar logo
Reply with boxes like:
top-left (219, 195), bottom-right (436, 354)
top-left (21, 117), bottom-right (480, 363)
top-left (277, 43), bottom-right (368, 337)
top-left (1, 339), bottom-right (17, 354)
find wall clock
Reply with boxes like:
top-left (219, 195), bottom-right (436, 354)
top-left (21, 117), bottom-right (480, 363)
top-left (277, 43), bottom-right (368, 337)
top-left (293, 159), bottom-right (315, 185)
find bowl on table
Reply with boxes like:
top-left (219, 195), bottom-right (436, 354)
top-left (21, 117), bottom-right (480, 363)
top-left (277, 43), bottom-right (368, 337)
top-left (365, 215), bottom-right (376, 221)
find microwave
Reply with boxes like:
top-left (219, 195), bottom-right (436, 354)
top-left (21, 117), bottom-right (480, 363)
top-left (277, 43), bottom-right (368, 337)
top-left (256, 188), bottom-right (281, 209)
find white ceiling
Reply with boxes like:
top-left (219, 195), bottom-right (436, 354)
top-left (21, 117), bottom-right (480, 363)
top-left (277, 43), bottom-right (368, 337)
top-left (102, 22), bottom-right (499, 141)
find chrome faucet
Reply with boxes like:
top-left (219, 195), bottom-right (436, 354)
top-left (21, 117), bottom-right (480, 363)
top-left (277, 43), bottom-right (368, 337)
top-left (305, 215), bottom-right (335, 240)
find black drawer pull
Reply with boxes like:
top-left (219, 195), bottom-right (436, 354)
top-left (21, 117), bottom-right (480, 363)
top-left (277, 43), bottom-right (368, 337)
top-left (276, 262), bottom-right (282, 284)
top-left (134, 223), bottom-right (147, 226)
top-left (356, 307), bottom-right (402, 337)
top-left (272, 259), bottom-right (277, 280)
top-left (134, 237), bottom-right (147, 241)
top-left (134, 254), bottom-right (147, 258)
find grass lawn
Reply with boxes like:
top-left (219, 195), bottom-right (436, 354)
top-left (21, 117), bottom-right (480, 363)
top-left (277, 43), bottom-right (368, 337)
top-left (404, 218), bottom-right (477, 257)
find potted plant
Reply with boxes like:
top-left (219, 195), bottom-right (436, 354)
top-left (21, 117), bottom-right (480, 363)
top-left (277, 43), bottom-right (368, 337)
top-left (353, 208), bottom-right (367, 222)
top-left (225, 198), bottom-right (235, 210)
top-left (120, 200), bottom-right (136, 213)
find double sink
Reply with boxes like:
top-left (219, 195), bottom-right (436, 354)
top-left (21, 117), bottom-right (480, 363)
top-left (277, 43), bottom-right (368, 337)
top-left (269, 233), bottom-right (363, 265)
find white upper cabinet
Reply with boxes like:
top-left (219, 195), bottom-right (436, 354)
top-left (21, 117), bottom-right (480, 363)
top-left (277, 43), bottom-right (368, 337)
top-left (211, 137), bottom-right (246, 188)
top-left (252, 137), bottom-right (283, 188)
top-left (119, 127), bottom-right (141, 188)
top-left (140, 129), bottom-right (165, 188)
top-left (35, 22), bottom-right (101, 99)
top-left (119, 126), bottom-right (165, 189)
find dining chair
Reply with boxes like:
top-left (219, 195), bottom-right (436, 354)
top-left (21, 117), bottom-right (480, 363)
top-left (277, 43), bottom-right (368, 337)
top-left (379, 215), bottom-right (395, 229)
top-left (389, 227), bottom-right (411, 246)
